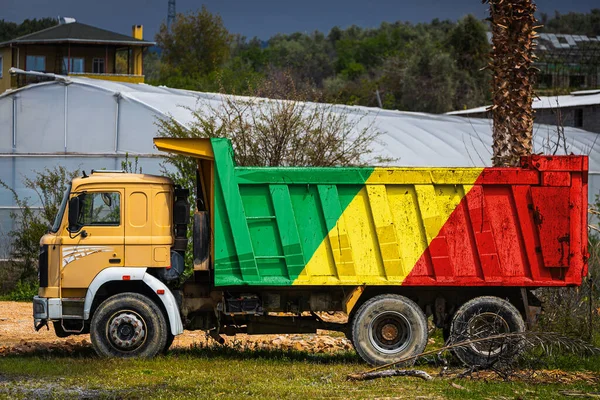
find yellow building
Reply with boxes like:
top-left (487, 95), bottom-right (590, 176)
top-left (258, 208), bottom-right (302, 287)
top-left (0, 20), bottom-right (154, 93)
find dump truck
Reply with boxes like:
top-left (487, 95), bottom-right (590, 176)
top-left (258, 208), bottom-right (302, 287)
top-left (32, 137), bottom-right (589, 365)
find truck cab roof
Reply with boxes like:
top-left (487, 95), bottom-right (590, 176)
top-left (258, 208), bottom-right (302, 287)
top-left (72, 172), bottom-right (173, 187)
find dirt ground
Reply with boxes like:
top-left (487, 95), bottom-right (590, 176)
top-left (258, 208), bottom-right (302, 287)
top-left (0, 301), bottom-right (352, 355)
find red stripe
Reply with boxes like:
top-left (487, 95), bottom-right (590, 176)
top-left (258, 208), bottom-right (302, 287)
top-left (403, 157), bottom-right (587, 287)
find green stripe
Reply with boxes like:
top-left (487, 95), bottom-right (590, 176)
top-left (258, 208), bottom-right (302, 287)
top-left (212, 139), bottom-right (259, 284)
top-left (211, 138), bottom-right (373, 286)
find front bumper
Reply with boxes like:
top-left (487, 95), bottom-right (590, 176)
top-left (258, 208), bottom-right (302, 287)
top-left (33, 296), bottom-right (63, 329)
top-left (33, 296), bottom-right (47, 319)
top-left (33, 296), bottom-right (47, 329)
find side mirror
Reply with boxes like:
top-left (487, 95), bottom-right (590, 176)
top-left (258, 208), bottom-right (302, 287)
top-left (68, 197), bottom-right (80, 231)
top-left (101, 193), bottom-right (112, 207)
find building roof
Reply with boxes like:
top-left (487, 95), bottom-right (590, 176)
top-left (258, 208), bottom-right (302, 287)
top-left (447, 90), bottom-right (600, 116)
top-left (486, 32), bottom-right (600, 51)
top-left (537, 33), bottom-right (600, 51)
top-left (0, 21), bottom-right (154, 47)
top-left (486, 32), bottom-right (600, 68)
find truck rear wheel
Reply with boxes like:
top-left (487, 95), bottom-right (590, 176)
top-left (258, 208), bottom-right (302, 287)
top-left (90, 293), bottom-right (168, 358)
top-left (449, 296), bottom-right (525, 367)
top-left (351, 294), bottom-right (428, 366)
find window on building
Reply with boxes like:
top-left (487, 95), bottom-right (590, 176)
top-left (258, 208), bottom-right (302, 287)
top-left (77, 192), bottom-right (121, 226)
top-left (26, 55), bottom-right (46, 72)
top-left (570, 75), bottom-right (585, 88)
top-left (0, 55), bottom-right (3, 78)
top-left (574, 109), bottom-right (584, 128)
top-left (92, 58), bottom-right (105, 74)
top-left (538, 74), bottom-right (553, 88)
top-left (62, 57), bottom-right (85, 73)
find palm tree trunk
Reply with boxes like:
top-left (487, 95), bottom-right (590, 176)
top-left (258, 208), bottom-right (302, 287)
top-left (487, 0), bottom-right (538, 166)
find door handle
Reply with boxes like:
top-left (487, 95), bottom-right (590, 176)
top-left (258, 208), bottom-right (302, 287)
top-left (109, 258), bottom-right (121, 264)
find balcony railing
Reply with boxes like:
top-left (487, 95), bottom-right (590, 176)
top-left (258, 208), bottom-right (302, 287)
top-left (67, 72), bottom-right (145, 84)
top-left (11, 71), bottom-right (145, 89)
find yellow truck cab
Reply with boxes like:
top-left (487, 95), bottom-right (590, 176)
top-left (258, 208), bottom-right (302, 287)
top-left (34, 171), bottom-right (186, 356)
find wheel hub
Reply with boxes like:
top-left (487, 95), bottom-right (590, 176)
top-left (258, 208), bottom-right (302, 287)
top-left (381, 323), bottom-right (399, 341)
top-left (108, 312), bottom-right (146, 350)
top-left (368, 311), bottom-right (412, 354)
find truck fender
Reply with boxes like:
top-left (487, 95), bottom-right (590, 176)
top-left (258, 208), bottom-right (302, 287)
top-left (83, 267), bottom-right (184, 336)
top-left (142, 273), bottom-right (184, 336)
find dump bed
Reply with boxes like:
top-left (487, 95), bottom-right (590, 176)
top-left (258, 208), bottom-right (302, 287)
top-left (156, 138), bottom-right (589, 288)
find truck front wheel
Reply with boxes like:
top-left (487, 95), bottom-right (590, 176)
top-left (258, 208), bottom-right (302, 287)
top-left (351, 294), bottom-right (428, 366)
top-left (90, 293), bottom-right (168, 358)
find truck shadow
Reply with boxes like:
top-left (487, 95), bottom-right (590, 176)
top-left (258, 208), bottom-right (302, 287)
top-left (2, 342), bottom-right (362, 364)
top-left (168, 344), bottom-right (362, 364)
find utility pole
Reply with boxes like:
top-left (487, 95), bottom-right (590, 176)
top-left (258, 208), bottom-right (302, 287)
top-left (167, 0), bottom-right (176, 31)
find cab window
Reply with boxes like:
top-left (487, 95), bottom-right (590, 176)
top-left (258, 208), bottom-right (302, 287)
top-left (78, 192), bottom-right (121, 226)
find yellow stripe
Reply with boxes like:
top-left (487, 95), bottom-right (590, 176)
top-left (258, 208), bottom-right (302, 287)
top-left (293, 167), bottom-right (484, 285)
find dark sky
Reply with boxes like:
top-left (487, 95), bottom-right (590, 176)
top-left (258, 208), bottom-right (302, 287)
top-left (3, 0), bottom-right (598, 41)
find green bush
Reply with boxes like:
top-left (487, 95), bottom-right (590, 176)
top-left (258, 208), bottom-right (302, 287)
top-left (0, 166), bottom-right (79, 295)
top-left (0, 280), bottom-right (38, 301)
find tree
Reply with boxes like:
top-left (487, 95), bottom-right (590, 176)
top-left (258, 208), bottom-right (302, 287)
top-left (156, 6), bottom-right (233, 80)
top-left (0, 18), bottom-right (56, 42)
top-left (486, 0), bottom-right (538, 166)
top-left (447, 15), bottom-right (491, 110)
top-left (397, 41), bottom-right (459, 114)
top-left (540, 9), bottom-right (600, 36)
top-left (448, 15), bottom-right (489, 73)
top-left (150, 11), bottom-right (502, 113)
top-left (143, 50), bottom-right (162, 83)
top-left (231, 36), bottom-right (268, 70)
top-left (266, 31), bottom-right (335, 86)
top-left (333, 22), bottom-right (418, 81)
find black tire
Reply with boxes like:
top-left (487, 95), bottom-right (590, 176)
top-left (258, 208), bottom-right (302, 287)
top-left (351, 294), bottom-right (428, 366)
top-left (449, 296), bottom-right (525, 367)
top-left (90, 292), bottom-right (168, 358)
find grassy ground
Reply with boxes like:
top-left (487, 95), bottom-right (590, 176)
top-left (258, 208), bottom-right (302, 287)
top-left (1, 342), bottom-right (600, 400)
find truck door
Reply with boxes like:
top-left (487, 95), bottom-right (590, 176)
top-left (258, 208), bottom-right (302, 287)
top-left (60, 190), bottom-right (125, 290)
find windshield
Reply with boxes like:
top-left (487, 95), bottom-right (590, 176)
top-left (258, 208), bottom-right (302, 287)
top-left (51, 184), bottom-right (71, 233)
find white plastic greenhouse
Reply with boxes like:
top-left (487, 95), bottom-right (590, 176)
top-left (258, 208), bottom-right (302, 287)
top-left (1, 75), bottom-right (599, 254)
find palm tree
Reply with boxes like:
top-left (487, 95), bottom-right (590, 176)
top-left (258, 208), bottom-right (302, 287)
top-left (486, 0), bottom-right (538, 166)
